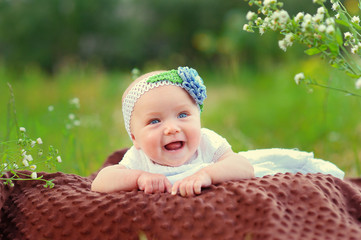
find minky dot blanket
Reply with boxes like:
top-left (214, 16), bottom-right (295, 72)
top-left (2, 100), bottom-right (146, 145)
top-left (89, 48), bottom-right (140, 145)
top-left (1, 148), bottom-right (361, 240)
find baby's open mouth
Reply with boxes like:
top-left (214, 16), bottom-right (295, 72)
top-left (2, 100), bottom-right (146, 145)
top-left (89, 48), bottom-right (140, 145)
top-left (164, 141), bottom-right (184, 151)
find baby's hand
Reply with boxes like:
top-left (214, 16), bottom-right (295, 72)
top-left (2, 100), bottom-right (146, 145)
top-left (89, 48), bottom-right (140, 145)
top-left (171, 170), bottom-right (212, 197)
top-left (137, 172), bottom-right (172, 194)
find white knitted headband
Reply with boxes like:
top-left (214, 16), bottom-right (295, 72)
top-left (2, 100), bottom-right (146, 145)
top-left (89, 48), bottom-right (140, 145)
top-left (122, 66), bottom-right (207, 138)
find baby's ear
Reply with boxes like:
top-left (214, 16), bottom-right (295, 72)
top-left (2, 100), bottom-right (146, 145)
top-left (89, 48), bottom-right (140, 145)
top-left (131, 134), bottom-right (141, 150)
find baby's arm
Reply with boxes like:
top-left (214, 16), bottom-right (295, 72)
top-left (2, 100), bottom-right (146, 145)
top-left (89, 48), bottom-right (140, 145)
top-left (91, 164), bottom-right (172, 193)
top-left (172, 149), bottom-right (254, 197)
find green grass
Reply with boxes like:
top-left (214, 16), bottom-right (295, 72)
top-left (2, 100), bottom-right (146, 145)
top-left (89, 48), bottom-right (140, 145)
top-left (1, 60), bottom-right (360, 177)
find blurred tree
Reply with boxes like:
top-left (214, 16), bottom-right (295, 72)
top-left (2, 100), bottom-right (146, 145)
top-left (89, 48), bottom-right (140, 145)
top-left (0, 0), bottom-right (323, 73)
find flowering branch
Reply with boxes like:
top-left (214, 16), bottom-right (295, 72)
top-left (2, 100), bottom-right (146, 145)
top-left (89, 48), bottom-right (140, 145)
top-left (243, 0), bottom-right (361, 93)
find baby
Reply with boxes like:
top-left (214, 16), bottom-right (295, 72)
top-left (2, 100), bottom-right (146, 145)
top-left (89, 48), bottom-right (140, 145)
top-left (91, 66), bottom-right (255, 196)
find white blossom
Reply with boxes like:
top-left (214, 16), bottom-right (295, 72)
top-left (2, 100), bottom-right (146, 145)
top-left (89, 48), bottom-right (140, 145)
top-left (70, 98), bottom-right (80, 108)
top-left (48, 105), bottom-right (54, 112)
top-left (318, 24), bottom-right (326, 32)
top-left (69, 113), bottom-right (75, 120)
top-left (326, 18), bottom-right (335, 26)
top-left (259, 27), bottom-right (265, 35)
top-left (294, 73), bottom-right (305, 85)
top-left (294, 12), bottom-right (304, 22)
top-left (20, 127), bottom-right (26, 132)
top-left (335, 13), bottom-right (340, 19)
top-left (246, 11), bottom-right (257, 21)
top-left (255, 17), bottom-right (263, 26)
top-left (36, 137), bottom-right (43, 145)
top-left (313, 0), bottom-right (326, 4)
top-left (356, 78), bottom-right (361, 89)
top-left (263, 0), bottom-right (276, 6)
top-left (332, 3), bottom-right (340, 11)
top-left (317, 7), bottom-right (325, 15)
top-left (313, 13), bottom-right (324, 23)
top-left (284, 33), bottom-right (294, 46)
top-left (30, 165), bottom-right (37, 171)
top-left (31, 172), bottom-right (37, 179)
top-left (344, 32), bottom-right (353, 40)
top-left (31, 141), bottom-right (36, 148)
top-left (326, 25), bottom-right (335, 34)
top-left (26, 154), bottom-right (33, 162)
top-left (278, 39), bottom-right (287, 51)
top-left (21, 149), bottom-right (27, 156)
top-left (56, 156), bottom-right (62, 163)
top-left (243, 24), bottom-right (251, 32)
top-left (73, 120), bottom-right (81, 126)
top-left (351, 16), bottom-right (360, 24)
top-left (22, 159), bottom-right (29, 167)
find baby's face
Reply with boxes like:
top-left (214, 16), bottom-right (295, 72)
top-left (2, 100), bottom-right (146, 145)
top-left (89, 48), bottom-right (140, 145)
top-left (130, 85), bottom-right (201, 167)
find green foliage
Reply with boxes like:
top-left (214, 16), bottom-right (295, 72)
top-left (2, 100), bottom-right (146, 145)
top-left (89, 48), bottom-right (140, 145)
top-left (0, 0), bottom-right (327, 72)
top-left (0, 62), bottom-right (360, 177)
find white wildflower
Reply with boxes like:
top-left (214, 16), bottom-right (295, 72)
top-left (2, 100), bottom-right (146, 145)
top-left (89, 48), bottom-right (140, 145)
top-left (20, 127), bottom-right (26, 132)
top-left (70, 97), bottom-right (80, 108)
top-left (69, 113), bottom-right (75, 120)
top-left (335, 13), bottom-right (340, 19)
top-left (351, 16), bottom-right (360, 24)
top-left (259, 27), bottom-right (265, 35)
top-left (31, 141), bottom-right (36, 148)
top-left (284, 33), bottom-right (294, 46)
top-left (48, 105), bottom-right (54, 112)
top-left (294, 12), bottom-right (304, 22)
top-left (26, 154), bottom-right (33, 162)
top-left (30, 165), bottom-right (37, 171)
top-left (36, 137), bottom-right (43, 145)
top-left (326, 25), bottom-right (335, 34)
top-left (318, 24), bottom-right (326, 32)
top-left (313, 13), bottom-right (324, 23)
top-left (294, 73), bottom-right (305, 85)
top-left (301, 15), bottom-right (312, 32)
top-left (326, 18), bottom-right (335, 26)
top-left (22, 159), bottom-right (29, 167)
top-left (255, 17), bottom-right (263, 26)
top-left (21, 149), bottom-right (27, 156)
top-left (31, 172), bottom-right (37, 179)
top-left (332, 3), bottom-right (340, 11)
top-left (355, 78), bottom-right (361, 89)
top-left (243, 24), bottom-right (251, 32)
top-left (73, 120), bottom-right (81, 126)
top-left (330, 0), bottom-right (337, 3)
top-left (278, 39), bottom-right (287, 51)
top-left (313, 0), bottom-right (325, 4)
top-left (344, 32), bottom-right (352, 40)
top-left (56, 156), bottom-right (62, 163)
top-left (246, 11), bottom-right (257, 21)
top-left (317, 7), bottom-right (325, 15)
top-left (263, 0), bottom-right (276, 6)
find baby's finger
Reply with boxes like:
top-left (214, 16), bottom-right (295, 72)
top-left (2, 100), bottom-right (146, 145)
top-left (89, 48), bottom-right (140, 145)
top-left (144, 183), bottom-right (154, 194)
top-left (158, 179), bottom-right (165, 193)
top-left (171, 182), bottom-right (180, 195)
top-left (165, 180), bottom-right (172, 193)
top-left (194, 180), bottom-right (202, 195)
top-left (185, 181), bottom-right (196, 197)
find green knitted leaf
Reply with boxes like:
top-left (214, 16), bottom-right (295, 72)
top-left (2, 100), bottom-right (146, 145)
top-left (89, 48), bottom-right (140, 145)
top-left (147, 70), bottom-right (183, 84)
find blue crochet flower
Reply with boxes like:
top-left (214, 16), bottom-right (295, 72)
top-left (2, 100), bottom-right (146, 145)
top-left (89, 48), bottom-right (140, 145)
top-left (177, 66), bottom-right (207, 110)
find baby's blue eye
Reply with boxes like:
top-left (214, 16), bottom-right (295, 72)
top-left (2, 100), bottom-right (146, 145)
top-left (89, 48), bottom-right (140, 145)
top-left (149, 119), bottom-right (160, 125)
top-left (178, 113), bottom-right (188, 118)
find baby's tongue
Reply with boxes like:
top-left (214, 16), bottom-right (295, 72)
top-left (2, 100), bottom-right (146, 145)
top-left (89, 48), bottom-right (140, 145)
top-left (165, 141), bottom-right (182, 150)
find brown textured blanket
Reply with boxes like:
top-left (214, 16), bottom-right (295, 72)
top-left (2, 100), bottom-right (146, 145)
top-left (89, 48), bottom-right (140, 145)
top-left (1, 148), bottom-right (361, 240)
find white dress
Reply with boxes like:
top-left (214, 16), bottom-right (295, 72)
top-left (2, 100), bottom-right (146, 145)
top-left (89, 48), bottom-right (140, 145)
top-left (120, 128), bottom-right (344, 184)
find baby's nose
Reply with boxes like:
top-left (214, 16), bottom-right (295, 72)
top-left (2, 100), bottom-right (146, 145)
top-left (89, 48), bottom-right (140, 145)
top-left (164, 123), bottom-right (180, 135)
